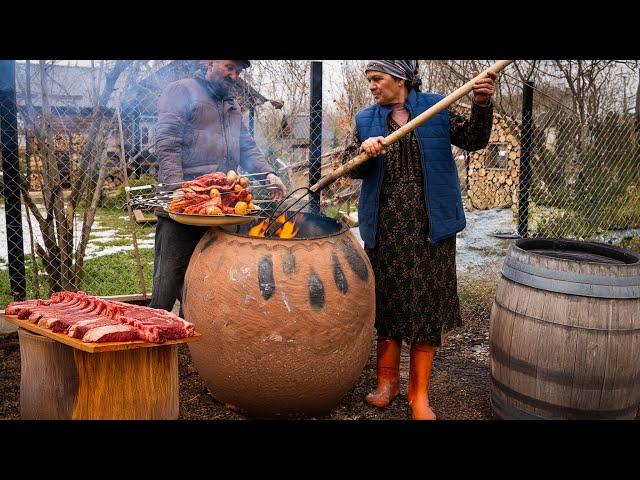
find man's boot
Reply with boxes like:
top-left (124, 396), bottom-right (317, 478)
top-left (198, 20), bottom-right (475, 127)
top-left (365, 338), bottom-right (401, 408)
top-left (408, 342), bottom-right (437, 420)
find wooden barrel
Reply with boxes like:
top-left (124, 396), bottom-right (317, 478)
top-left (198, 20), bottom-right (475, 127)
top-left (19, 328), bottom-right (179, 419)
top-left (489, 238), bottom-right (640, 420)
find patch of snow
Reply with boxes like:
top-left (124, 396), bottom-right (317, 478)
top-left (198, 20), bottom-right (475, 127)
top-left (350, 207), bottom-right (517, 279)
top-left (594, 228), bottom-right (640, 246)
top-left (456, 208), bottom-right (516, 277)
top-left (83, 243), bottom-right (154, 260)
top-left (89, 229), bottom-right (119, 239)
top-left (0, 203), bottom-right (156, 269)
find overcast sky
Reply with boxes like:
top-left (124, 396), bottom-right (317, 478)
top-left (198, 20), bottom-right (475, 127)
top-left (16, 59), bottom-right (348, 106)
top-left (15, 60), bottom-right (639, 114)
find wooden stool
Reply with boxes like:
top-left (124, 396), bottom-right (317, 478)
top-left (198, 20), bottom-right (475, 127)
top-left (16, 326), bottom-right (185, 420)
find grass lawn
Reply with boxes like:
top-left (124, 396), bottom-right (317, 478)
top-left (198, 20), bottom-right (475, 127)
top-left (1, 207), bottom-right (155, 309)
top-left (88, 206), bottom-right (156, 238)
top-left (1, 248), bottom-right (154, 309)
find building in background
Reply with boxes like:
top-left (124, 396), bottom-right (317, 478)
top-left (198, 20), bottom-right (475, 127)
top-left (14, 60), bottom-right (281, 190)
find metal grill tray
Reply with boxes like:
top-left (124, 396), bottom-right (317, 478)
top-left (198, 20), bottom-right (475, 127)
top-left (168, 211), bottom-right (262, 227)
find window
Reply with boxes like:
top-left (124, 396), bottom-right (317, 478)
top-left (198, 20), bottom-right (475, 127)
top-left (140, 125), bottom-right (149, 148)
top-left (139, 117), bottom-right (156, 153)
top-left (485, 143), bottom-right (508, 169)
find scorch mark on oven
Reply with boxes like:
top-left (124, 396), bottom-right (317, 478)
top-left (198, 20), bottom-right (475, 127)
top-left (258, 255), bottom-right (276, 300)
top-left (332, 252), bottom-right (348, 294)
top-left (308, 269), bottom-right (325, 310)
top-left (339, 238), bottom-right (369, 282)
top-left (200, 231), bottom-right (218, 254)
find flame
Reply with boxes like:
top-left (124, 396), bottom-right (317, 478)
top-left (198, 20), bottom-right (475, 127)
top-left (248, 214), bottom-right (298, 239)
top-left (248, 221), bottom-right (267, 238)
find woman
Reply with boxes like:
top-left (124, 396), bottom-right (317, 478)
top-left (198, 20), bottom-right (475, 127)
top-left (343, 60), bottom-right (496, 420)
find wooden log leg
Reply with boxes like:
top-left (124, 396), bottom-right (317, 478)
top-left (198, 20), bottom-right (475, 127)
top-left (72, 345), bottom-right (179, 419)
top-left (18, 328), bottom-right (179, 420)
top-left (19, 328), bottom-right (79, 420)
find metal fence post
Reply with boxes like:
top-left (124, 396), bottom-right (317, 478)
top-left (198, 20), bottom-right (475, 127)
top-left (518, 81), bottom-right (534, 238)
top-left (309, 61), bottom-right (322, 214)
top-left (0, 60), bottom-right (26, 300)
top-left (248, 106), bottom-right (255, 138)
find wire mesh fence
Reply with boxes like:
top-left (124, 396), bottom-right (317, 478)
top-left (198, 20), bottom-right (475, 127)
top-left (1, 60), bottom-right (638, 331)
top-left (434, 60), bottom-right (639, 325)
top-left (0, 60), bottom-right (303, 308)
top-left (520, 90), bottom-right (639, 242)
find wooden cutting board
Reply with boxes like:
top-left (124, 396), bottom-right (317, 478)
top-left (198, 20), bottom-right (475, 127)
top-left (3, 314), bottom-right (201, 353)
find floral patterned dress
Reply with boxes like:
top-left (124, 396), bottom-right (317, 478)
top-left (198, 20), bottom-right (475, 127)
top-left (344, 102), bottom-right (494, 346)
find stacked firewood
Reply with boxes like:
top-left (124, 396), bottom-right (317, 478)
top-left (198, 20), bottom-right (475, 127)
top-left (103, 161), bottom-right (126, 191)
top-left (27, 132), bottom-right (91, 191)
top-left (466, 111), bottom-right (520, 211)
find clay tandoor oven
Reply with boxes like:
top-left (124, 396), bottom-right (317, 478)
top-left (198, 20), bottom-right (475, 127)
top-left (183, 212), bottom-right (375, 417)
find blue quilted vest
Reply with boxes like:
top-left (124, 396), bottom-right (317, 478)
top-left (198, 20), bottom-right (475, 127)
top-left (355, 89), bottom-right (466, 247)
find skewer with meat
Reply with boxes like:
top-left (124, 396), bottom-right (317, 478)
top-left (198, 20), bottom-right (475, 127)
top-left (183, 171), bottom-right (228, 188)
top-left (167, 170), bottom-right (257, 215)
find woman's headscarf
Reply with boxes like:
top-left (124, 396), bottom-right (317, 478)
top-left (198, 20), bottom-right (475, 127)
top-left (365, 60), bottom-right (422, 91)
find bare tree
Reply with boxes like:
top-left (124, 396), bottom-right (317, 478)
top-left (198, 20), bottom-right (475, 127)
top-left (19, 60), bottom-right (133, 292)
top-left (253, 60), bottom-right (310, 116)
top-left (553, 60), bottom-right (616, 124)
top-left (245, 60), bottom-right (311, 169)
top-left (425, 60), bottom-right (520, 115)
top-left (331, 60), bottom-right (370, 144)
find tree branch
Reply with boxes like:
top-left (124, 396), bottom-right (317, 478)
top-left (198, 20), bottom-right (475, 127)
top-left (70, 60), bottom-right (131, 210)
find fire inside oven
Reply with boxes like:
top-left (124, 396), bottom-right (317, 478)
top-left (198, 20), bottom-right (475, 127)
top-left (222, 211), bottom-right (348, 240)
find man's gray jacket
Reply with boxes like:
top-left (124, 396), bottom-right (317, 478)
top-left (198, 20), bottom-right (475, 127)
top-left (155, 77), bottom-right (273, 188)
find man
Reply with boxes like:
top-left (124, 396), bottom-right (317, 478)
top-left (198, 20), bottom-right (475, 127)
top-left (150, 60), bottom-right (286, 313)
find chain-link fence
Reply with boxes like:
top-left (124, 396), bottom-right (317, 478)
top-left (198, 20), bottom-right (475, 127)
top-left (318, 59), bottom-right (640, 327)
top-left (446, 60), bottom-right (638, 326)
top-left (2, 60), bottom-right (638, 332)
top-left (0, 60), bottom-right (301, 308)
top-left (520, 89), bottom-right (639, 242)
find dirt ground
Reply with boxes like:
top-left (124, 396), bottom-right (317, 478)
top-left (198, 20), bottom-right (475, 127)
top-left (0, 313), bottom-right (495, 420)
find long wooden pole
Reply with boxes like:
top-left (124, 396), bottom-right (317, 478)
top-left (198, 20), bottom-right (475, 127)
top-left (310, 60), bottom-right (514, 193)
top-left (116, 99), bottom-right (147, 297)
